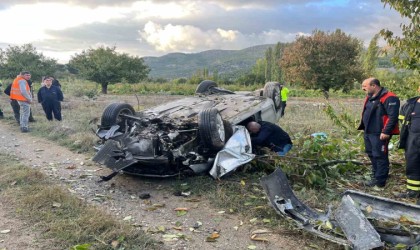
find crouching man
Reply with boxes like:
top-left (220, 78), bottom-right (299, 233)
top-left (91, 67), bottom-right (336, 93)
top-left (246, 121), bottom-right (292, 156)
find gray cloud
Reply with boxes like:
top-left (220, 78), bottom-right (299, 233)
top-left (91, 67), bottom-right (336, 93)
top-left (0, 0), bottom-right (136, 8)
top-left (0, 0), bottom-right (406, 63)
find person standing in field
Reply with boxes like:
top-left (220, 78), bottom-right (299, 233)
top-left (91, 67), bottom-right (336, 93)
top-left (37, 76), bottom-right (64, 121)
top-left (51, 76), bottom-right (62, 88)
top-left (358, 78), bottom-right (400, 188)
top-left (279, 82), bottom-right (289, 117)
top-left (397, 85), bottom-right (420, 199)
top-left (4, 78), bottom-right (36, 123)
top-left (10, 71), bottom-right (32, 132)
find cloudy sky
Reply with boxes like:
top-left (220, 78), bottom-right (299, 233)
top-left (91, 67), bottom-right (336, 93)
top-left (0, 0), bottom-right (405, 63)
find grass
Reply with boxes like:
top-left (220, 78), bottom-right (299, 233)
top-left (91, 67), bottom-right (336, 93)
top-left (0, 79), bottom-right (413, 249)
top-left (0, 154), bottom-right (161, 250)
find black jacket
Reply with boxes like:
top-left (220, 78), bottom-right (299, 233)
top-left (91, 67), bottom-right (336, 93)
top-left (37, 85), bottom-right (64, 104)
top-left (4, 83), bottom-right (11, 96)
top-left (52, 79), bottom-right (61, 88)
top-left (358, 88), bottom-right (400, 135)
top-left (398, 96), bottom-right (420, 149)
top-left (250, 121), bottom-right (292, 151)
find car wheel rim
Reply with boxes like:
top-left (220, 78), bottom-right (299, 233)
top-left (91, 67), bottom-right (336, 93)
top-left (216, 113), bottom-right (225, 142)
top-left (117, 109), bottom-right (132, 124)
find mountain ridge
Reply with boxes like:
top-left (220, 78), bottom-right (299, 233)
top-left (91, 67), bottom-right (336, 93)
top-left (142, 44), bottom-right (275, 79)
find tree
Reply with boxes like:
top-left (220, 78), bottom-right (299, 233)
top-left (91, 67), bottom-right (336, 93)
top-left (280, 29), bottom-right (364, 98)
top-left (380, 0), bottom-right (419, 70)
top-left (0, 44), bottom-right (57, 81)
top-left (272, 42), bottom-right (286, 82)
top-left (265, 47), bottom-right (273, 81)
top-left (251, 58), bottom-right (267, 83)
top-left (69, 46), bottom-right (150, 94)
top-left (363, 34), bottom-right (380, 77)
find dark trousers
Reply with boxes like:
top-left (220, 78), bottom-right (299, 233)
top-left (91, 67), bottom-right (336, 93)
top-left (364, 133), bottom-right (390, 184)
top-left (42, 101), bottom-right (62, 121)
top-left (405, 131), bottom-right (420, 191)
top-left (10, 99), bottom-right (35, 123)
top-left (280, 101), bottom-right (287, 117)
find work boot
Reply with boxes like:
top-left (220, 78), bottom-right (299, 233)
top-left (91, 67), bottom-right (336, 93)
top-left (364, 179), bottom-right (386, 188)
top-left (396, 190), bottom-right (420, 199)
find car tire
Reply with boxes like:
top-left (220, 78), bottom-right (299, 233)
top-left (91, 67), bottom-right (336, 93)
top-left (263, 82), bottom-right (282, 110)
top-left (101, 103), bottom-right (135, 130)
top-left (195, 80), bottom-right (217, 94)
top-left (199, 108), bottom-right (225, 151)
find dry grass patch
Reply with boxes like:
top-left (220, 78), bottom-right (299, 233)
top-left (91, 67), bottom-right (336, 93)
top-left (0, 154), bottom-right (161, 250)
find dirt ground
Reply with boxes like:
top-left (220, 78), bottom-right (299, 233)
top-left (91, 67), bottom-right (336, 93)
top-left (0, 121), bottom-right (309, 250)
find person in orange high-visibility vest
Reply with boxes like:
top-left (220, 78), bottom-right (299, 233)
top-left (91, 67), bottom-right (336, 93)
top-left (11, 71), bottom-right (32, 132)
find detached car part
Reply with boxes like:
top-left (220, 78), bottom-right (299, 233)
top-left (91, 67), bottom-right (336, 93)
top-left (261, 168), bottom-right (420, 249)
top-left (210, 125), bottom-right (255, 179)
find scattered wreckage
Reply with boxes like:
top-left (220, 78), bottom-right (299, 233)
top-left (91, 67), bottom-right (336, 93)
top-left (93, 80), bottom-right (282, 180)
top-left (261, 168), bottom-right (420, 249)
top-left (92, 80), bottom-right (420, 249)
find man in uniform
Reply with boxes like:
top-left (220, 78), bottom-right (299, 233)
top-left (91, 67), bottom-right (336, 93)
top-left (279, 82), bottom-right (289, 117)
top-left (397, 85), bottom-right (420, 199)
top-left (358, 78), bottom-right (400, 188)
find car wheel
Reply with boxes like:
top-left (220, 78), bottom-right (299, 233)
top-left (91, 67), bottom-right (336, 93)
top-left (195, 80), bottom-right (217, 94)
top-left (199, 108), bottom-right (225, 151)
top-left (263, 82), bottom-right (282, 110)
top-left (101, 103), bottom-right (135, 130)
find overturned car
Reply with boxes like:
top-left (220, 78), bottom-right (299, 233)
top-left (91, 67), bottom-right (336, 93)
top-left (93, 80), bottom-right (283, 179)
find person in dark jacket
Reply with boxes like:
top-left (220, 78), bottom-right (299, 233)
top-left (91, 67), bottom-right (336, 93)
top-left (37, 76), bottom-right (64, 121)
top-left (0, 82), bottom-right (3, 118)
top-left (396, 85), bottom-right (420, 199)
top-left (358, 78), bottom-right (400, 188)
top-left (4, 80), bottom-right (36, 123)
top-left (246, 121), bottom-right (293, 156)
top-left (51, 77), bottom-right (62, 88)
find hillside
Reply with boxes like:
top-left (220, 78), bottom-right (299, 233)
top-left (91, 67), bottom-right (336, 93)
top-left (142, 44), bottom-right (274, 79)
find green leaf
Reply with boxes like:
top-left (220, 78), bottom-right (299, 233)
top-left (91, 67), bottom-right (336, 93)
top-left (71, 243), bottom-right (91, 250)
top-left (394, 243), bottom-right (407, 249)
top-left (262, 219), bottom-right (271, 223)
top-left (249, 218), bottom-right (258, 223)
top-left (177, 210), bottom-right (187, 216)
